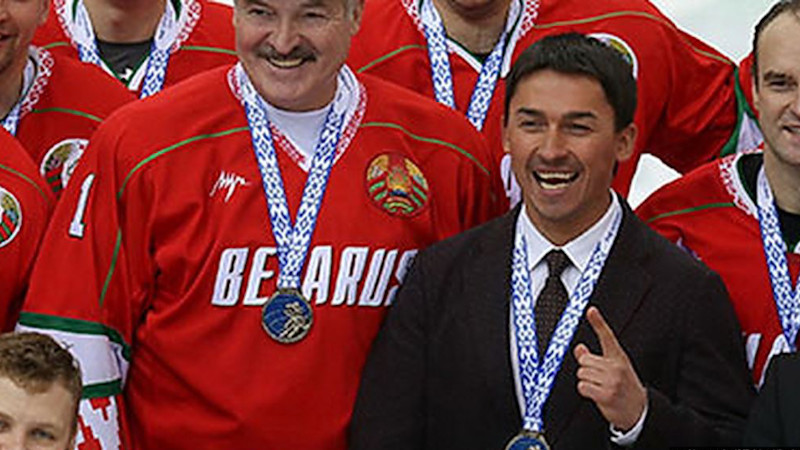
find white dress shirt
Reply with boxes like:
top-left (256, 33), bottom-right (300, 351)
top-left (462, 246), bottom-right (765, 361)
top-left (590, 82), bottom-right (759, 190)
top-left (509, 192), bottom-right (647, 445)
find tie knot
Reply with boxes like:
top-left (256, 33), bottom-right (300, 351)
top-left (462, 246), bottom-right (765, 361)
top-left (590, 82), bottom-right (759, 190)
top-left (545, 250), bottom-right (570, 278)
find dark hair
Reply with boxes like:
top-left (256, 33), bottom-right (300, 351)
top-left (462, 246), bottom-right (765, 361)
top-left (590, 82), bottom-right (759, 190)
top-left (504, 33), bottom-right (637, 131)
top-left (0, 332), bottom-right (82, 431)
top-left (752, 0), bottom-right (800, 88)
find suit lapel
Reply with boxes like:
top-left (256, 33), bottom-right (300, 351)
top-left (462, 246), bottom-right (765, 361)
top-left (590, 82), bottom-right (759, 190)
top-left (545, 203), bottom-right (654, 443)
top-left (464, 208), bottom-right (520, 425)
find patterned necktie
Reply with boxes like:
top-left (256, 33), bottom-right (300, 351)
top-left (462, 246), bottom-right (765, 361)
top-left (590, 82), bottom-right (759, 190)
top-left (535, 250), bottom-right (571, 355)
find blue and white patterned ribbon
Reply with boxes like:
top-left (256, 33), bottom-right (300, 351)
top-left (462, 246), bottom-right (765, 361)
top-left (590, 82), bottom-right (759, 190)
top-left (236, 64), bottom-right (346, 289)
top-left (756, 166), bottom-right (800, 351)
top-left (71, 0), bottom-right (178, 98)
top-left (511, 205), bottom-right (622, 432)
top-left (2, 54), bottom-right (37, 136)
top-left (419, 0), bottom-right (510, 130)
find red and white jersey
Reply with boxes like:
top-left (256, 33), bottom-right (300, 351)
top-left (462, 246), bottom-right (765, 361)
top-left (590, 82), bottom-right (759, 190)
top-left (636, 152), bottom-right (797, 387)
top-left (15, 47), bottom-right (134, 197)
top-left (19, 65), bottom-right (503, 450)
top-left (34, 0), bottom-right (237, 96)
top-left (0, 130), bottom-right (54, 331)
top-left (349, 0), bottom-right (742, 202)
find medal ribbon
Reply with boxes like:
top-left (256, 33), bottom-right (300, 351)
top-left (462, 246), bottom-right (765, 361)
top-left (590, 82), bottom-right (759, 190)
top-left (756, 166), bottom-right (800, 350)
top-left (2, 54), bottom-right (37, 136)
top-left (419, 0), bottom-right (512, 130)
top-left (511, 204), bottom-right (622, 432)
top-left (71, 0), bottom-right (179, 98)
top-left (236, 64), bottom-right (346, 289)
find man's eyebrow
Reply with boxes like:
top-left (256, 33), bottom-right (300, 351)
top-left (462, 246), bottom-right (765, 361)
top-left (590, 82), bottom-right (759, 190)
top-left (763, 70), bottom-right (792, 82)
top-left (515, 107), bottom-right (545, 117)
top-left (563, 111), bottom-right (597, 121)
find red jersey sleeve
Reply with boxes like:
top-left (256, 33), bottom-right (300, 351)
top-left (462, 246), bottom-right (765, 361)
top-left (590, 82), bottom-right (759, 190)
top-left (0, 131), bottom-right (54, 331)
top-left (18, 112), bottom-right (156, 449)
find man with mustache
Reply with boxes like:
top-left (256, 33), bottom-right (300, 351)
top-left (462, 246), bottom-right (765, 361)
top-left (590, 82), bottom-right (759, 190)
top-left (17, 0), bottom-right (503, 448)
top-left (33, 0), bottom-right (237, 98)
top-left (0, 0), bottom-right (133, 197)
top-left (348, 0), bottom-right (751, 207)
top-left (637, 0), bottom-right (800, 389)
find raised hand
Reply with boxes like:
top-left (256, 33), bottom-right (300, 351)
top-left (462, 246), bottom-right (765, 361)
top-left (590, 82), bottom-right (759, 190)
top-left (573, 306), bottom-right (647, 431)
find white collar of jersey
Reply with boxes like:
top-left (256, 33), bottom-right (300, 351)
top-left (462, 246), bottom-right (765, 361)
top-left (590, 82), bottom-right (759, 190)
top-left (719, 149), bottom-right (763, 220)
top-left (53, 0), bottom-right (201, 79)
top-left (405, 0), bottom-right (539, 75)
top-left (516, 189), bottom-right (620, 274)
top-left (13, 47), bottom-right (54, 123)
top-left (230, 63), bottom-right (366, 173)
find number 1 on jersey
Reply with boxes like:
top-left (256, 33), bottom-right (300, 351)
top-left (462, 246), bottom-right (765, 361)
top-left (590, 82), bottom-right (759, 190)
top-left (69, 174), bottom-right (96, 238)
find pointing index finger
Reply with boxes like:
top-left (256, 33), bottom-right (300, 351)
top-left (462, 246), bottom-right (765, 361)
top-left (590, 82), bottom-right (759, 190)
top-left (586, 306), bottom-right (622, 357)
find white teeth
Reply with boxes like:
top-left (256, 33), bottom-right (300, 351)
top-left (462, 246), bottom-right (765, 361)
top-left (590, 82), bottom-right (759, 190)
top-left (268, 58), bottom-right (305, 69)
top-left (534, 171), bottom-right (576, 190)
top-left (537, 172), bottom-right (574, 181)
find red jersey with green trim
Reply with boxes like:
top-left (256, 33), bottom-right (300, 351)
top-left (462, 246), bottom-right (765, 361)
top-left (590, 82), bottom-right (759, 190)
top-left (0, 130), bottom-right (54, 331)
top-left (33, 0), bottom-right (236, 97)
top-left (16, 47), bottom-right (134, 197)
top-left (349, 0), bottom-right (741, 203)
top-left (19, 65), bottom-right (503, 450)
top-left (636, 152), bottom-right (799, 387)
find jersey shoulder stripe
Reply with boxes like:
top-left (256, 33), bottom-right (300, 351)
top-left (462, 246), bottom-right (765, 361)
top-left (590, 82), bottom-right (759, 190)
top-left (359, 121), bottom-right (489, 176)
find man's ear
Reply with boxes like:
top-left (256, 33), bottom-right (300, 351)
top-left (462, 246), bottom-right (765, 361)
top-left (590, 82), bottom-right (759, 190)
top-left (615, 123), bottom-right (637, 163)
top-left (502, 117), bottom-right (511, 154)
top-left (39, 0), bottom-right (50, 26)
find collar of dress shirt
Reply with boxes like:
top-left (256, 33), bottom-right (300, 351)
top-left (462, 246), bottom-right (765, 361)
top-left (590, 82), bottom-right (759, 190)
top-left (516, 190), bottom-right (621, 275)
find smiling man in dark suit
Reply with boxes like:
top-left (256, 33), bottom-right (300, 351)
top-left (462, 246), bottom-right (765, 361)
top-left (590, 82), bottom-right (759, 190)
top-left (349, 33), bottom-right (754, 450)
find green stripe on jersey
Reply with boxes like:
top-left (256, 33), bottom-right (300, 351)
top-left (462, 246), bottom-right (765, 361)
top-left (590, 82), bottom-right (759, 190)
top-left (180, 45), bottom-right (237, 56)
top-left (82, 380), bottom-right (123, 399)
top-left (18, 312), bottom-right (130, 356)
top-left (356, 44), bottom-right (427, 74)
top-left (17, 317), bottom-right (130, 398)
top-left (118, 126), bottom-right (250, 199)
top-left (99, 230), bottom-right (123, 308)
top-left (644, 202), bottom-right (736, 224)
top-left (41, 41), bottom-right (72, 50)
top-left (359, 121), bottom-right (490, 176)
top-left (0, 162), bottom-right (52, 204)
top-left (32, 107), bottom-right (103, 123)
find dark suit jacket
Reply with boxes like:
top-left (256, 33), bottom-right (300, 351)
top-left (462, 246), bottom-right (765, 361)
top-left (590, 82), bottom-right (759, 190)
top-left (350, 201), bottom-right (754, 450)
top-left (744, 353), bottom-right (800, 446)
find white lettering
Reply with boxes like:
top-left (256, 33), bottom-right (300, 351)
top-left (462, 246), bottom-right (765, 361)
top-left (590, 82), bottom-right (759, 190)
top-left (359, 249), bottom-right (398, 307)
top-left (211, 248), bottom-right (249, 306)
top-left (303, 246), bottom-right (333, 305)
top-left (243, 247), bottom-right (277, 305)
top-left (211, 246), bottom-right (419, 308)
top-left (332, 247), bottom-right (369, 306)
top-left (745, 333), bottom-right (761, 372)
top-left (385, 250), bottom-right (418, 306)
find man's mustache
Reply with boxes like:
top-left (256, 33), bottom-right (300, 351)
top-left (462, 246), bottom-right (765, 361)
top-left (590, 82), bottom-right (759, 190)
top-left (256, 45), bottom-right (316, 62)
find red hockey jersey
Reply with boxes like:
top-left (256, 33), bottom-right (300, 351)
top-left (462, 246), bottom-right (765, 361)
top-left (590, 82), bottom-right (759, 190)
top-left (0, 130), bottom-right (54, 331)
top-left (15, 47), bottom-right (134, 196)
top-left (34, 0), bottom-right (237, 96)
top-left (636, 152), bottom-right (798, 387)
top-left (349, 0), bottom-right (742, 202)
top-left (19, 65), bottom-right (503, 449)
